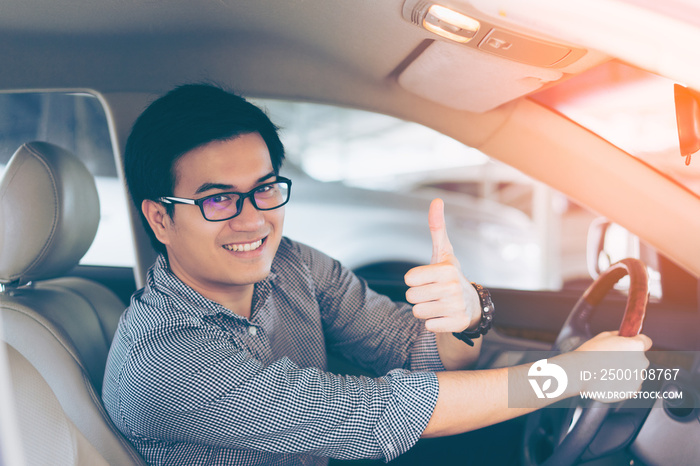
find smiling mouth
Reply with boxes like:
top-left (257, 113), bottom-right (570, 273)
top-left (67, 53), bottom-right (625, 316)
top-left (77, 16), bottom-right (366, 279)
top-left (222, 238), bottom-right (264, 252)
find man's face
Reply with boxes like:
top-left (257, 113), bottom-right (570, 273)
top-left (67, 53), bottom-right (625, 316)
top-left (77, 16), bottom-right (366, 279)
top-left (149, 132), bottom-right (284, 300)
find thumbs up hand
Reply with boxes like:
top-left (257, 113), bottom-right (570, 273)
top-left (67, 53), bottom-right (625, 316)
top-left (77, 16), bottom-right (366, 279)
top-left (404, 199), bottom-right (481, 334)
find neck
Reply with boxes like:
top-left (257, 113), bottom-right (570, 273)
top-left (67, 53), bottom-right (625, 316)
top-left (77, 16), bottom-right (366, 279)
top-left (197, 282), bottom-right (255, 319)
top-left (165, 258), bottom-right (256, 319)
top-left (220, 287), bottom-right (255, 319)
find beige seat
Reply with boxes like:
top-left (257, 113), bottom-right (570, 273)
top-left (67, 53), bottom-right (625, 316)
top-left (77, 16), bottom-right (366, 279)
top-left (6, 342), bottom-right (109, 465)
top-left (0, 142), bottom-right (145, 465)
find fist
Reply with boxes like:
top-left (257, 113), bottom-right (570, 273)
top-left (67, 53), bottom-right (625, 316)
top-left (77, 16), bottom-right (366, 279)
top-left (404, 199), bottom-right (480, 333)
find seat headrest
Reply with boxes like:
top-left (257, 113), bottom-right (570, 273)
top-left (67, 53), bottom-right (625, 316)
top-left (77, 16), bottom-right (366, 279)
top-left (0, 142), bottom-right (100, 286)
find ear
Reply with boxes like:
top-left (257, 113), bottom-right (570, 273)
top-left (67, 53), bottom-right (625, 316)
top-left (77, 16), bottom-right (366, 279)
top-left (142, 199), bottom-right (173, 245)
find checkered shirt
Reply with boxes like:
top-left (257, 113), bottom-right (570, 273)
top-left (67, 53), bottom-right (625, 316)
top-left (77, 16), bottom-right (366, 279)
top-left (102, 237), bottom-right (443, 465)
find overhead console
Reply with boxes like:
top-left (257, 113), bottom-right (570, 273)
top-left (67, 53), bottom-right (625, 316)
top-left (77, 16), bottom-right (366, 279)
top-left (402, 0), bottom-right (586, 68)
top-left (398, 0), bottom-right (608, 112)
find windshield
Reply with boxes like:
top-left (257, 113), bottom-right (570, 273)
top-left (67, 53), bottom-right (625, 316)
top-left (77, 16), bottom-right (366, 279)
top-left (532, 61), bottom-right (700, 197)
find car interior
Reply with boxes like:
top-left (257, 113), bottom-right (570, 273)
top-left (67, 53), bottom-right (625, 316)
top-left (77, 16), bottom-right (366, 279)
top-left (0, 142), bottom-right (146, 465)
top-left (1, 1), bottom-right (700, 465)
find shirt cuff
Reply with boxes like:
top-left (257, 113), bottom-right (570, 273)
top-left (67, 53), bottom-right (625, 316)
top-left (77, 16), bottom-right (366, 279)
top-left (372, 369), bottom-right (439, 462)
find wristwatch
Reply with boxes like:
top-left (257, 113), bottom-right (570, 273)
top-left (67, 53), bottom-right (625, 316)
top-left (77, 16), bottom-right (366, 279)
top-left (452, 283), bottom-right (495, 346)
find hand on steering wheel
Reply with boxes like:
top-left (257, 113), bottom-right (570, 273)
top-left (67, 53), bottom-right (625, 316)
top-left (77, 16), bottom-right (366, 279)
top-left (523, 258), bottom-right (650, 466)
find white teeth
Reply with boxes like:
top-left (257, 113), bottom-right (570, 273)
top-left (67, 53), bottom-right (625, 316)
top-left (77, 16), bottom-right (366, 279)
top-left (223, 239), bottom-right (263, 252)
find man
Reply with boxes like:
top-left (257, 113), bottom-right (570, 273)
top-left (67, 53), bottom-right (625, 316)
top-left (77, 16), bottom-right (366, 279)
top-left (103, 84), bottom-right (651, 465)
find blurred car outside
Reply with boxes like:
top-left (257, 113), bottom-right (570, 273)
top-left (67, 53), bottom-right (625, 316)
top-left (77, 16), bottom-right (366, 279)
top-left (0, 92), bottom-right (543, 289)
top-left (281, 162), bottom-right (541, 289)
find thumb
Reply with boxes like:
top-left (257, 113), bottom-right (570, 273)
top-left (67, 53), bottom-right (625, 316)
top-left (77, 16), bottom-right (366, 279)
top-left (429, 198), bottom-right (454, 264)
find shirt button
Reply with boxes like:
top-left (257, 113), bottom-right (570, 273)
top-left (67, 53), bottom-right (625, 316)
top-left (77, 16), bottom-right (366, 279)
top-left (248, 326), bottom-right (258, 336)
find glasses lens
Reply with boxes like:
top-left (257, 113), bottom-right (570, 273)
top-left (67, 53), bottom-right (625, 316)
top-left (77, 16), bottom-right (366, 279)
top-left (202, 193), bottom-right (240, 220)
top-left (253, 181), bottom-right (289, 210)
top-left (198, 180), bottom-right (290, 221)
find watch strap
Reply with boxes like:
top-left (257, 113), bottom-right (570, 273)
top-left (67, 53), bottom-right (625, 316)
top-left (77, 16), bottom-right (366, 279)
top-left (452, 283), bottom-right (495, 346)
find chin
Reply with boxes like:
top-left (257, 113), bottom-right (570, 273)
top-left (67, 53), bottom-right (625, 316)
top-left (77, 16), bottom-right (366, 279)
top-left (232, 265), bottom-right (273, 286)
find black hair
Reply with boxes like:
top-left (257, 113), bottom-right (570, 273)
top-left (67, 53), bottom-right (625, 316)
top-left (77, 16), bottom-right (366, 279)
top-left (124, 83), bottom-right (285, 255)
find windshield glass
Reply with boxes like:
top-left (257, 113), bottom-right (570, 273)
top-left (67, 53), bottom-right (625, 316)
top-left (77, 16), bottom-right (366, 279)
top-left (532, 61), bottom-right (700, 197)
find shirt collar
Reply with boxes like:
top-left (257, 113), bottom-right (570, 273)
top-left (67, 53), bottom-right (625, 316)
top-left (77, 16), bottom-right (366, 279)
top-left (149, 254), bottom-right (277, 321)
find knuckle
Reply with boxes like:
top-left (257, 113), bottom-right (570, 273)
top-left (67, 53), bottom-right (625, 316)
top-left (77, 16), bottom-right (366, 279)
top-left (443, 264), bottom-right (462, 280)
top-left (438, 260), bottom-right (454, 271)
top-left (442, 281), bottom-right (461, 299)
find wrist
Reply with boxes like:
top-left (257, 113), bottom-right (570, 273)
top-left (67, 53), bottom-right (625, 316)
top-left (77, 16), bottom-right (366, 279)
top-left (464, 283), bottom-right (482, 330)
top-left (452, 283), bottom-right (494, 346)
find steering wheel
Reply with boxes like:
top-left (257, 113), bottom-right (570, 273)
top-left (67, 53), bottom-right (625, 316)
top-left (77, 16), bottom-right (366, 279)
top-left (522, 258), bottom-right (649, 466)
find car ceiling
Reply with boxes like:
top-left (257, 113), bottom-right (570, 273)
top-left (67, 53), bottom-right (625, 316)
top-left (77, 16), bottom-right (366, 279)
top-left (2, 0), bottom-right (700, 280)
top-left (0, 0), bottom-right (624, 140)
top-left (0, 1), bottom-right (417, 93)
top-left (2, 0), bottom-right (698, 92)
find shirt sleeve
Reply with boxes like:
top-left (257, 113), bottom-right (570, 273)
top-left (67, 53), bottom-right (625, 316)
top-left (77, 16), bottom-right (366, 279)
top-left (296, 242), bottom-right (445, 375)
top-left (116, 323), bottom-right (439, 462)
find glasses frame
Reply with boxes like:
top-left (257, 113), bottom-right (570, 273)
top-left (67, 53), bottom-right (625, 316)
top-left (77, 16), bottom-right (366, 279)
top-left (158, 176), bottom-right (292, 222)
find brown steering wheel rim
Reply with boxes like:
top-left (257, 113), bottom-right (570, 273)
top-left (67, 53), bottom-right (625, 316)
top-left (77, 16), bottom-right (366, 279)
top-left (581, 258), bottom-right (648, 337)
top-left (523, 258), bottom-right (649, 466)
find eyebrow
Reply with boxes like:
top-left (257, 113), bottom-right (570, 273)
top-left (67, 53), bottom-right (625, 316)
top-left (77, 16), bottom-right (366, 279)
top-left (194, 172), bottom-right (277, 195)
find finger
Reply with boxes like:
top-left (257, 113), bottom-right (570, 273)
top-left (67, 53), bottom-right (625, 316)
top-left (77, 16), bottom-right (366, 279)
top-left (404, 262), bottom-right (459, 287)
top-left (634, 333), bottom-right (653, 351)
top-left (429, 198), bottom-right (454, 264)
top-left (412, 301), bottom-right (447, 320)
top-left (423, 316), bottom-right (463, 333)
top-left (411, 301), bottom-right (465, 322)
top-left (405, 281), bottom-right (460, 305)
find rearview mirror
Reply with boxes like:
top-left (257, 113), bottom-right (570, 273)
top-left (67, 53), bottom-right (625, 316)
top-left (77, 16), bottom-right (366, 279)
top-left (587, 218), bottom-right (661, 298)
top-left (587, 217), bottom-right (633, 278)
top-left (673, 83), bottom-right (700, 165)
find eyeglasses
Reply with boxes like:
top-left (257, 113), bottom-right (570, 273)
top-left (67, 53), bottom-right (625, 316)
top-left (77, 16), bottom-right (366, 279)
top-left (158, 177), bottom-right (291, 222)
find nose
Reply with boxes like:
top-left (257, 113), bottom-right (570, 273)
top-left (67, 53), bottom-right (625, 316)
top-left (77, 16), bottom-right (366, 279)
top-left (228, 197), bottom-right (264, 231)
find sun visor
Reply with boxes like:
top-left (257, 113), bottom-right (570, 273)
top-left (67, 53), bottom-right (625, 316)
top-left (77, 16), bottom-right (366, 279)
top-left (398, 40), bottom-right (563, 113)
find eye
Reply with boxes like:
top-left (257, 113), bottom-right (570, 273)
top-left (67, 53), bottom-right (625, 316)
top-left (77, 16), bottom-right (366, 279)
top-left (210, 193), bottom-right (233, 204)
top-left (203, 193), bottom-right (236, 209)
top-left (254, 184), bottom-right (278, 197)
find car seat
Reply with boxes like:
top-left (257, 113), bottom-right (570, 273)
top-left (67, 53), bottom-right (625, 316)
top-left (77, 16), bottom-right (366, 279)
top-left (0, 142), bottom-right (145, 465)
top-left (4, 342), bottom-right (109, 465)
